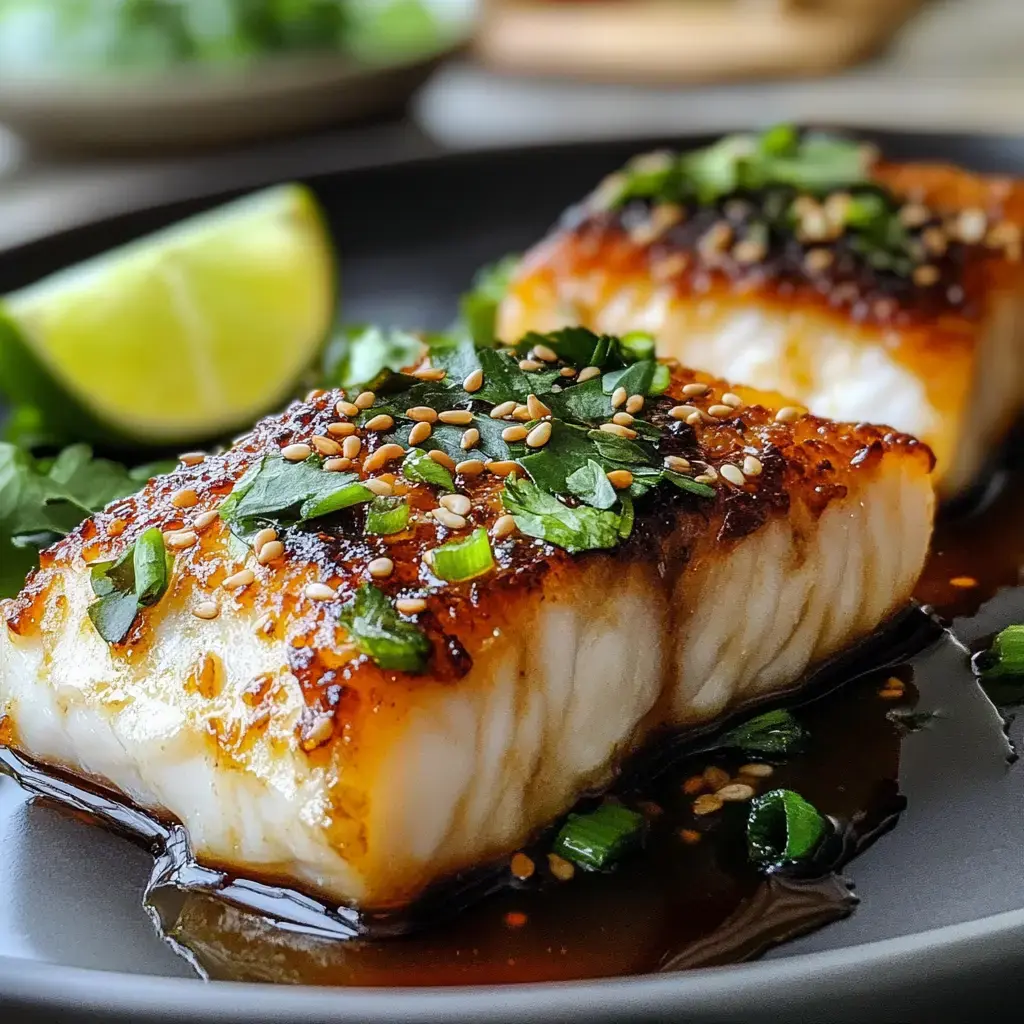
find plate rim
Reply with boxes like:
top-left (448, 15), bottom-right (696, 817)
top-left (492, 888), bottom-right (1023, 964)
top-left (2, 127), bottom-right (1023, 1017)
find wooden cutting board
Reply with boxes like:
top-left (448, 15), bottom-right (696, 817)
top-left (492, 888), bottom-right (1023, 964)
top-left (476, 0), bottom-right (926, 84)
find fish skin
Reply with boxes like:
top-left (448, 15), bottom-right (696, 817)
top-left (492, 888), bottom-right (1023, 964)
top-left (499, 159), bottom-right (1024, 497)
top-left (0, 367), bottom-right (934, 909)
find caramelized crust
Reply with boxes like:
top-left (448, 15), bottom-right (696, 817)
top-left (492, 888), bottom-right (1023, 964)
top-left (3, 367), bottom-right (931, 715)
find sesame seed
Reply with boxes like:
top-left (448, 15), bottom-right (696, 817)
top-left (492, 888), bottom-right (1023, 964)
top-left (406, 406), bottom-right (438, 423)
top-left (692, 794), bottom-right (724, 816)
top-left (599, 423), bottom-right (637, 439)
top-left (492, 513), bottom-right (517, 538)
top-left (803, 248), bottom-right (834, 274)
top-left (439, 409), bottom-right (474, 425)
top-left (606, 469), bottom-right (633, 489)
top-left (950, 575), bottom-right (978, 589)
top-left (518, 359), bottom-right (542, 372)
top-left (708, 404), bottom-right (734, 419)
top-left (693, 474), bottom-right (716, 485)
top-left (955, 208), bottom-right (988, 244)
top-left (463, 368), bottom-right (484, 393)
top-left (682, 775), bottom-right (705, 796)
top-left (679, 829), bottom-right (702, 845)
top-left (922, 226), bottom-right (948, 256)
top-left (913, 264), bottom-right (940, 286)
top-left (342, 436), bottom-right (362, 459)
top-left (323, 457), bottom-right (352, 472)
top-left (223, 568), bottom-right (255, 591)
top-left (576, 366), bottom-right (601, 383)
top-left (306, 388), bottom-right (326, 402)
top-left (354, 391), bottom-right (376, 409)
top-left (560, 366), bottom-right (578, 378)
top-left (720, 464), bottom-right (746, 487)
top-left (687, 412), bottom-right (703, 426)
top-left (717, 782), bottom-right (756, 802)
top-left (704, 766), bottom-right (730, 789)
top-left (733, 238), bottom-right (768, 264)
top-left (408, 421), bottom-right (433, 446)
top-left (526, 421), bottom-right (552, 447)
top-left (253, 527), bottom-right (277, 551)
top-left (664, 456), bottom-right (691, 473)
top-left (547, 852), bottom-right (575, 882)
top-left (368, 557), bottom-right (394, 579)
top-left (456, 458), bottom-right (485, 477)
top-left (432, 507), bottom-right (467, 530)
top-left (304, 582), bottom-right (337, 602)
top-left (412, 367), bottom-right (446, 381)
top-left (775, 406), bottom-right (804, 424)
top-left (396, 597), bottom-right (427, 615)
top-left (461, 427), bottom-right (481, 450)
top-left (440, 494), bottom-right (472, 516)
top-left (611, 386), bottom-right (627, 409)
top-left (502, 424), bottom-right (529, 442)
top-left (682, 382), bottom-right (709, 397)
top-left (699, 221), bottom-right (733, 257)
top-left (487, 460), bottom-right (519, 478)
top-left (899, 202), bottom-right (931, 228)
top-left (878, 688), bottom-right (904, 700)
top-left (363, 443), bottom-right (405, 473)
top-left (178, 451), bottom-right (206, 466)
top-left (257, 540), bottom-right (284, 565)
top-left (625, 394), bottom-right (644, 414)
top-left (739, 763), bottom-right (775, 778)
top-left (527, 394), bottom-right (552, 419)
top-left (490, 400), bottom-right (517, 419)
top-left (336, 400), bottom-right (360, 418)
top-left (281, 443), bottom-right (312, 462)
top-left (365, 414), bottom-right (394, 432)
top-left (670, 404), bottom-right (698, 420)
top-left (531, 343), bottom-right (559, 363)
top-left (722, 393), bottom-right (743, 409)
top-left (511, 852), bottom-right (536, 880)
top-left (742, 455), bottom-right (764, 477)
top-left (253, 611), bottom-right (274, 635)
top-left (327, 421), bottom-right (357, 437)
top-left (192, 601), bottom-right (219, 620)
top-left (699, 464), bottom-right (718, 481)
top-left (311, 435), bottom-right (343, 457)
top-left (612, 412), bottom-right (634, 426)
top-left (427, 449), bottom-right (456, 472)
top-left (363, 478), bottom-right (394, 496)
top-left (106, 517), bottom-right (127, 537)
top-left (512, 404), bottom-right (533, 422)
top-left (165, 530), bottom-right (198, 550)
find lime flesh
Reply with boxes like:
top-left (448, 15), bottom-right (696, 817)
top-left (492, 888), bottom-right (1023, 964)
top-left (0, 184), bottom-right (335, 445)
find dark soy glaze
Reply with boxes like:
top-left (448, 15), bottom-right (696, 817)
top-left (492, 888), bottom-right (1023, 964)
top-left (1, 466), bottom-right (1021, 988)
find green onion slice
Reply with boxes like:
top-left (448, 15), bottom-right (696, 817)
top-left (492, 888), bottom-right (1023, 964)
top-left (428, 527), bottom-right (495, 582)
top-left (365, 496), bottom-right (410, 536)
top-left (746, 789), bottom-right (828, 869)
top-left (553, 802), bottom-right (645, 871)
top-left (714, 709), bottom-right (807, 756)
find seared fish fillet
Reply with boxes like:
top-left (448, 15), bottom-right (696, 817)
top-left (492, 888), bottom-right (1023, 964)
top-left (499, 141), bottom-right (1024, 496)
top-left (0, 346), bottom-right (934, 910)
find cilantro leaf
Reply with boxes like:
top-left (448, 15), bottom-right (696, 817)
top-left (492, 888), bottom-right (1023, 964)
top-left (602, 359), bottom-right (657, 398)
top-left (219, 455), bottom-right (373, 533)
top-left (339, 583), bottom-right (431, 673)
top-left (321, 325), bottom-right (426, 391)
top-left (501, 477), bottom-right (623, 554)
top-left (401, 448), bottom-right (455, 492)
top-left (565, 459), bottom-right (617, 510)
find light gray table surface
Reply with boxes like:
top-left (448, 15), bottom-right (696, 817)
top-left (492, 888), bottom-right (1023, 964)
top-left (1, 0), bottom-right (1022, 252)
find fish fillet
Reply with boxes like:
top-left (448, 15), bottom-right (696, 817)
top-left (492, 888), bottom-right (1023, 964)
top-left (499, 151), bottom-right (1024, 497)
top-left (0, 355), bottom-right (934, 910)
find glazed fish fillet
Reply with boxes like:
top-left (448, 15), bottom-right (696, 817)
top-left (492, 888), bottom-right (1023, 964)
top-left (499, 141), bottom-right (1024, 497)
top-left (0, 345), bottom-right (934, 910)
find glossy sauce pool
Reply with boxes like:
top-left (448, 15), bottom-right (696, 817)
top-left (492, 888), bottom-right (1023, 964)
top-left (1, 470), bottom-right (1020, 988)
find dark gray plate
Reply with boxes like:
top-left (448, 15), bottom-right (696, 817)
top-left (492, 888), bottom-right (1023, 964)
top-left (1, 132), bottom-right (1023, 1022)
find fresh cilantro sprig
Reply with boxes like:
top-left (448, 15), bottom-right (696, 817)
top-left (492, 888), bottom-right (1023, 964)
top-left (0, 442), bottom-right (172, 597)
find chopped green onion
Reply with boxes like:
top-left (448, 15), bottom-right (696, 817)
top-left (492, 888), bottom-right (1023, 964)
top-left (338, 583), bottom-right (431, 673)
top-left (300, 482), bottom-right (375, 520)
top-left (132, 527), bottom-right (172, 606)
top-left (747, 789), bottom-right (828, 869)
top-left (365, 496), bottom-right (410, 535)
top-left (714, 709), bottom-right (807, 756)
top-left (401, 448), bottom-right (455, 492)
top-left (428, 527), bottom-right (495, 582)
top-left (619, 331), bottom-right (656, 361)
top-left (975, 625), bottom-right (1024, 681)
top-left (553, 802), bottom-right (645, 871)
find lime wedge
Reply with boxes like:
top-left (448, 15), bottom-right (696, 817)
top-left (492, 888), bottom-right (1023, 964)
top-left (0, 184), bottom-right (335, 445)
